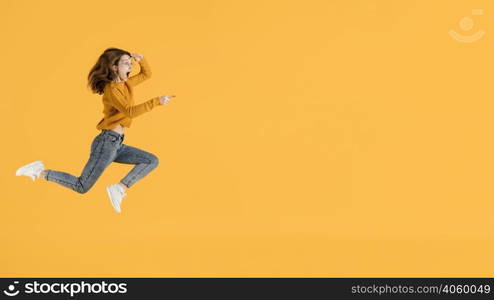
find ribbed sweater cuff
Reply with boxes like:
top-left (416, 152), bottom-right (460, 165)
top-left (153, 97), bottom-right (161, 106)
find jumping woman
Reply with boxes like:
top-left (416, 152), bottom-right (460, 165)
top-left (15, 47), bottom-right (176, 213)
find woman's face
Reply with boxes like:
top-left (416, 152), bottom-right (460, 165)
top-left (113, 54), bottom-right (133, 82)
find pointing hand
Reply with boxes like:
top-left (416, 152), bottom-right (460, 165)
top-left (160, 95), bottom-right (176, 105)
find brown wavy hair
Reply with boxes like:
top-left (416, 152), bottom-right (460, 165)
top-left (87, 47), bottom-right (131, 95)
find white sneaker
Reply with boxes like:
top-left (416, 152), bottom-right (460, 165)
top-left (106, 184), bottom-right (127, 213)
top-left (15, 160), bottom-right (45, 181)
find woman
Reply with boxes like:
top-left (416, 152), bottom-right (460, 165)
top-left (15, 47), bottom-right (176, 213)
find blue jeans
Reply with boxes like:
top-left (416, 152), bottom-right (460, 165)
top-left (45, 130), bottom-right (159, 194)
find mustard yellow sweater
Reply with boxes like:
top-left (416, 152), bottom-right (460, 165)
top-left (96, 57), bottom-right (161, 130)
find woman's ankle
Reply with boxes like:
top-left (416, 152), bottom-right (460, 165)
top-left (119, 182), bottom-right (128, 190)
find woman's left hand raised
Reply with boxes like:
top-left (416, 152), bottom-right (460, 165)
top-left (131, 53), bottom-right (143, 62)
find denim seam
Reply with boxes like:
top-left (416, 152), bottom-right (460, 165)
top-left (81, 138), bottom-right (105, 190)
top-left (127, 158), bottom-right (154, 184)
top-left (48, 176), bottom-right (79, 190)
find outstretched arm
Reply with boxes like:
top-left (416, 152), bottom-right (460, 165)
top-left (109, 86), bottom-right (161, 118)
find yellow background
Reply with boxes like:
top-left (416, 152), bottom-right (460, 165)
top-left (1, 0), bottom-right (494, 276)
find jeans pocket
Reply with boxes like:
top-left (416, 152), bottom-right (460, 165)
top-left (104, 135), bottom-right (122, 148)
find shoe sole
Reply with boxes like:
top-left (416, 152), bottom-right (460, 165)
top-left (106, 186), bottom-right (122, 213)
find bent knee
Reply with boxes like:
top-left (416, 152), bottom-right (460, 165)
top-left (76, 180), bottom-right (92, 194)
top-left (149, 154), bottom-right (159, 167)
top-left (76, 187), bottom-right (90, 194)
